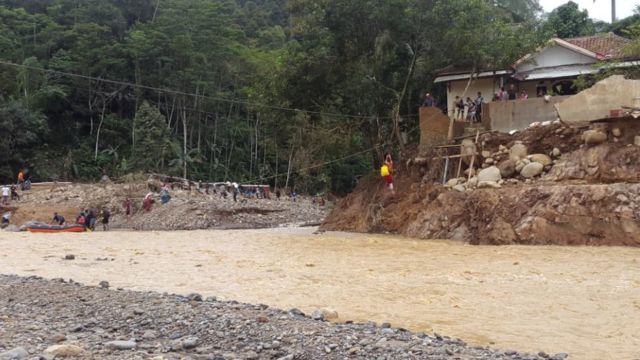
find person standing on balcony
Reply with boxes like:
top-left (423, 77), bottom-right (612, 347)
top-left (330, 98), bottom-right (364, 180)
top-left (474, 92), bottom-right (484, 123)
top-left (507, 84), bottom-right (517, 100)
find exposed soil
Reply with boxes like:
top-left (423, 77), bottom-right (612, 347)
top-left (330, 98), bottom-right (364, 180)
top-left (322, 120), bottom-right (640, 246)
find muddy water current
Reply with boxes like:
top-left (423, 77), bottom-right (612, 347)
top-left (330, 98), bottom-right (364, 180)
top-left (0, 228), bottom-right (638, 359)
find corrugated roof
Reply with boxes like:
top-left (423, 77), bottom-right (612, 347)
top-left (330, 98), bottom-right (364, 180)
top-left (564, 33), bottom-right (631, 60)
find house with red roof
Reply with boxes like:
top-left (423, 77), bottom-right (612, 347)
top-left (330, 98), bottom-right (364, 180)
top-left (434, 33), bottom-right (638, 121)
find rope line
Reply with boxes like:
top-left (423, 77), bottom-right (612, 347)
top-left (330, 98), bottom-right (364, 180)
top-left (0, 60), bottom-right (418, 120)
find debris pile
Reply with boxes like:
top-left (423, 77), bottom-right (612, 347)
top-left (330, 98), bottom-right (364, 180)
top-left (3, 181), bottom-right (328, 231)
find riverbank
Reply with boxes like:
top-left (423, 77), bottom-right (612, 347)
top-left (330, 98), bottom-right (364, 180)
top-left (1, 182), bottom-right (328, 231)
top-left (1, 228), bottom-right (639, 359)
top-left (0, 274), bottom-right (558, 360)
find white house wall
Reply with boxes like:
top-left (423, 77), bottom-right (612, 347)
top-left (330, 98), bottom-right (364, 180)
top-left (518, 45), bottom-right (596, 72)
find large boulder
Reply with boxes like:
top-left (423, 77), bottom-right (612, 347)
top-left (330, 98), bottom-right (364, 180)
top-left (477, 166), bottom-right (502, 183)
top-left (530, 154), bottom-right (552, 166)
top-left (509, 141), bottom-right (528, 161)
top-left (582, 130), bottom-right (607, 146)
top-left (520, 162), bottom-right (544, 178)
top-left (461, 139), bottom-right (477, 165)
top-left (498, 159), bottom-right (517, 178)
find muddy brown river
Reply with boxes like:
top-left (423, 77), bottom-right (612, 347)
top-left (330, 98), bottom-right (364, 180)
top-left (0, 228), bottom-right (638, 360)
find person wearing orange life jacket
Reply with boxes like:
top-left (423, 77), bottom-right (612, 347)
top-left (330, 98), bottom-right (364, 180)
top-left (380, 153), bottom-right (395, 194)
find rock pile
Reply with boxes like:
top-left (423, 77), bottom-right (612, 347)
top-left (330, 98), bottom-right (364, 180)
top-left (445, 140), bottom-right (561, 192)
top-left (0, 275), bottom-right (559, 360)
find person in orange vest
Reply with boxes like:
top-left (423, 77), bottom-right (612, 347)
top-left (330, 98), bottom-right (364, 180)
top-left (17, 171), bottom-right (24, 185)
top-left (380, 153), bottom-right (395, 194)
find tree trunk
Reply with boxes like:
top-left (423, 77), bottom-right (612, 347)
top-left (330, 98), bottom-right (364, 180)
top-left (94, 101), bottom-right (108, 161)
top-left (285, 143), bottom-right (295, 191)
top-left (392, 49), bottom-right (418, 154)
top-left (182, 108), bottom-right (188, 179)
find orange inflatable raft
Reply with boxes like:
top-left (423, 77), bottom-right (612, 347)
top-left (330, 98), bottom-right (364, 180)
top-left (27, 224), bottom-right (86, 233)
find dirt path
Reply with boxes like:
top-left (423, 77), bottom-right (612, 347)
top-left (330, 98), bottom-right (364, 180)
top-left (1, 229), bottom-right (639, 359)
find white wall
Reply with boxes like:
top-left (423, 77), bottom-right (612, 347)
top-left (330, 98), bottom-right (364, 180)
top-left (518, 44), bottom-right (596, 72)
top-left (446, 77), bottom-right (500, 118)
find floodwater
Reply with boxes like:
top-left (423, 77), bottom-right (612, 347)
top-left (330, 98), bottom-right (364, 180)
top-left (0, 228), bottom-right (639, 360)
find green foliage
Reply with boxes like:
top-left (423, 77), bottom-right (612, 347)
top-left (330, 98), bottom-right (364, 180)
top-left (0, 100), bottom-right (47, 180)
top-left (0, 0), bottom-right (629, 194)
top-left (132, 102), bottom-right (174, 173)
top-left (542, 1), bottom-right (595, 38)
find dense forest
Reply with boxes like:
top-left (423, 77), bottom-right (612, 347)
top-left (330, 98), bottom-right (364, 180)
top-left (0, 0), bottom-right (638, 194)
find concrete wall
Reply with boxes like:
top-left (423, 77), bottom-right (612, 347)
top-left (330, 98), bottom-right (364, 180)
top-left (555, 75), bottom-right (640, 126)
top-left (419, 107), bottom-right (465, 153)
top-left (518, 44), bottom-right (595, 72)
top-left (483, 96), bottom-right (570, 132)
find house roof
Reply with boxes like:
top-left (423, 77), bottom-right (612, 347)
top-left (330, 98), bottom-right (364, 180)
top-left (564, 33), bottom-right (630, 60)
top-left (434, 33), bottom-right (635, 83)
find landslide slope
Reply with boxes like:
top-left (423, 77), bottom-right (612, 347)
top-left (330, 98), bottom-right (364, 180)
top-left (322, 120), bottom-right (640, 246)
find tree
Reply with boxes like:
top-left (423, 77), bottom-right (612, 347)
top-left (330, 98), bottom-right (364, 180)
top-left (0, 101), bottom-right (47, 182)
top-left (543, 1), bottom-right (595, 38)
top-left (132, 101), bottom-right (174, 173)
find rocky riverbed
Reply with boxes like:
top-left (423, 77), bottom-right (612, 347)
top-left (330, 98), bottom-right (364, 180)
top-left (0, 275), bottom-right (562, 360)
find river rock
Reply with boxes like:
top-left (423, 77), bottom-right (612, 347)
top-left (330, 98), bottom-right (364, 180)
top-left (445, 178), bottom-right (460, 187)
top-left (467, 177), bottom-right (479, 188)
top-left (481, 150), bottom-right (491, 158)
top-left (552, 148), bottom-right (561, 157)
top-left (44, 344), bottom-right (84, 357)
top-left (180, 336), bottom-right (199, 349)
top-left (477, 166), bottom-right (501, 183)
top-left (0, 347), bottom-right (28, 360)
top-left (509, 142), bottom-right (528, 161)
top-left (582, 130), bottom-right (607, 145)
top-left (312, 308), bottom-right (338, 321)
top-left (520, 162), bottom-right (544, 178)
top-left (635, 136), bottom-right (640, 147)
top-left (497, 160), bottom-right (516, 178)
top-left (612, 128), bottom-right (622, 137)
top-left (105, 340), bottom-right (136, 350)
top-left (453, 184), bottom-right (466, 192)
top-left (478, 181), bottom-right (501, 189)
top-left (461, 139), bottom-right (477, 165)
top-left (530, 154), bottom-right (552, 166)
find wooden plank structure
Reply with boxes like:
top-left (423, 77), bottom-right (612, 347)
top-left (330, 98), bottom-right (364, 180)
top-left (432, 130), bottom-right (480, 184)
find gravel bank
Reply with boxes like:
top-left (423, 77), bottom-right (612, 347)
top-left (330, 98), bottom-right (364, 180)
top-left (0, 275), bottom-right (562, 360)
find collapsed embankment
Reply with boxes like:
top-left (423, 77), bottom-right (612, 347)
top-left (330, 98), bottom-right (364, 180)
top-left (322, 119), bottom-right (640, 246)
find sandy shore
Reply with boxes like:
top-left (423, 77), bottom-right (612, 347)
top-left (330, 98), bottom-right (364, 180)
top-left (1, 228), bottom-right (639, 359)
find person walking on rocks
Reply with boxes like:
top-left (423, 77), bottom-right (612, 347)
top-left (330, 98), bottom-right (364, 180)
top-left (123, 198), bottom-right (132, 216)
top-left (101, 208), bottom-right (111, 231)
top-left (1, 185), bottom-right (9, 205)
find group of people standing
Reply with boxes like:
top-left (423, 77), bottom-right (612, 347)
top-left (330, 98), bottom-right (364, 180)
top-left (453, 92), bottom-right (484, 123)
top-left (1, 170), bottom-right (31, 205)
top-left (492, 83), bottom-right (529, 102)
top-left (52, 208), bottom-right (111, 231)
